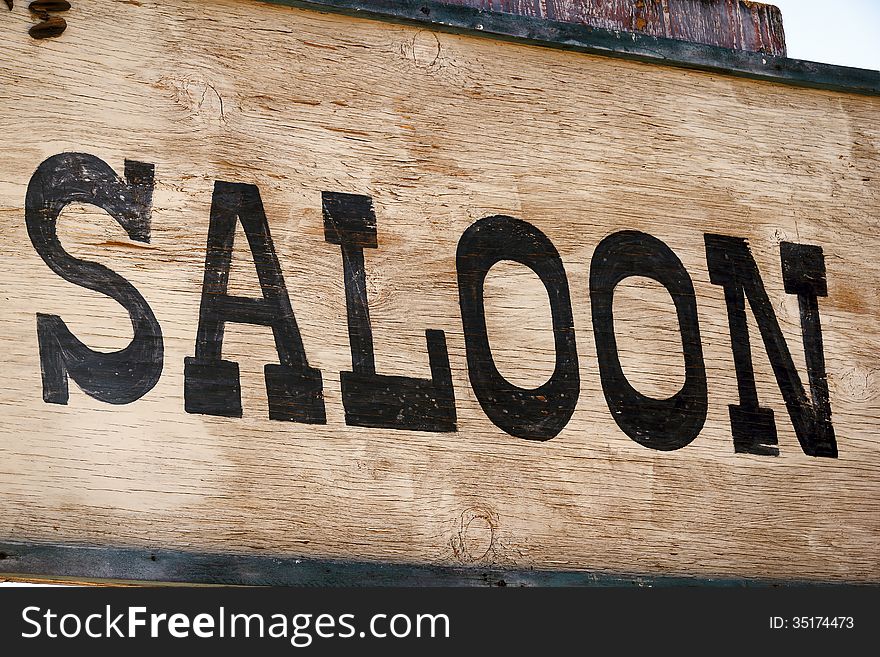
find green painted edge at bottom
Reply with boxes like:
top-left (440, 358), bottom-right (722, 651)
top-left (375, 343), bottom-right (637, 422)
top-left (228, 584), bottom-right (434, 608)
top-left (0, 541), bottom-right (871, 586)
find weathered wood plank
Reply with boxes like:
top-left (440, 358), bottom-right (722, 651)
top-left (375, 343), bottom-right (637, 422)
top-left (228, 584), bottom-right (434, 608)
top-left (441, 0), bottom-right (787, 55)
top-left (0, 0), bottom-right (878, 584)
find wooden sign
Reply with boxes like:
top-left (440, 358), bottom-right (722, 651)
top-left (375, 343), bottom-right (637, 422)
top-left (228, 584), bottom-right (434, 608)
top-left (1, 0), bottom-right (878, 584)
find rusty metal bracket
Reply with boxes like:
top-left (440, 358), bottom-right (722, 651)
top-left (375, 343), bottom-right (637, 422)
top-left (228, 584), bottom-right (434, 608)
top-left (5, 1), bottom-right (70, 39)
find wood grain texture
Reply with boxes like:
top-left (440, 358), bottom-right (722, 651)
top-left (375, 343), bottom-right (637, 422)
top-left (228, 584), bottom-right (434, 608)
top-left (0, 0), bottom-right (878, 583)
top-left (441, 0), bottom-right (787, 55)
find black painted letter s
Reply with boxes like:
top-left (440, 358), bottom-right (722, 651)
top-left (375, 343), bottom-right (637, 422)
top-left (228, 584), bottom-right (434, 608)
top-left (25, 152), bottom-right (163, 405)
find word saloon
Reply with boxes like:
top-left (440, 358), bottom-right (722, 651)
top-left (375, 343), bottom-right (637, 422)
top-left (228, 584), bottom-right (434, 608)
top-left (26, 153), bottom-right (836, 458)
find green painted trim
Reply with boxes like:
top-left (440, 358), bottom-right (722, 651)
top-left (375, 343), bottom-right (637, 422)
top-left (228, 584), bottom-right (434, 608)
top-left (259, 0), bottom-right (880, 96)
top-left (0, 542), bottom-right (867, 586)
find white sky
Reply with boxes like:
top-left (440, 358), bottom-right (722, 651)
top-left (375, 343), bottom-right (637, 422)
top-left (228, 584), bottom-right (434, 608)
top-left (770, 0), bottom-right (880, 70)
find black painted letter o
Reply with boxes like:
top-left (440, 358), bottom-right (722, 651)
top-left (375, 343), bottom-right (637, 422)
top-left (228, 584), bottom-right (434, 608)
top-left (457, 216), bottom-right (579, 441)
top-left (590, 231), bottom-right (707, 451)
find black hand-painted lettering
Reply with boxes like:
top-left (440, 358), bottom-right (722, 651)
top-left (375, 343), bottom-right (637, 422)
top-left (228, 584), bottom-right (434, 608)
top-left (590, 231), bottom-right (707, 451)
top-left (705, 234), bottom-right (836, 457)
top-left (322, 192), bottom-right (456, 432)
top-left (25, 152), bottom-right (162, 405)
top-left (457, 215), bottom-right (579, 441)
top-left (185, 182), bottom-right (325, 422)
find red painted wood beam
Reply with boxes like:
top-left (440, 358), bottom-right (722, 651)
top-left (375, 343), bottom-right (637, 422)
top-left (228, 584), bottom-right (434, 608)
top-left (441, 0), bottom-right (786, 56)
